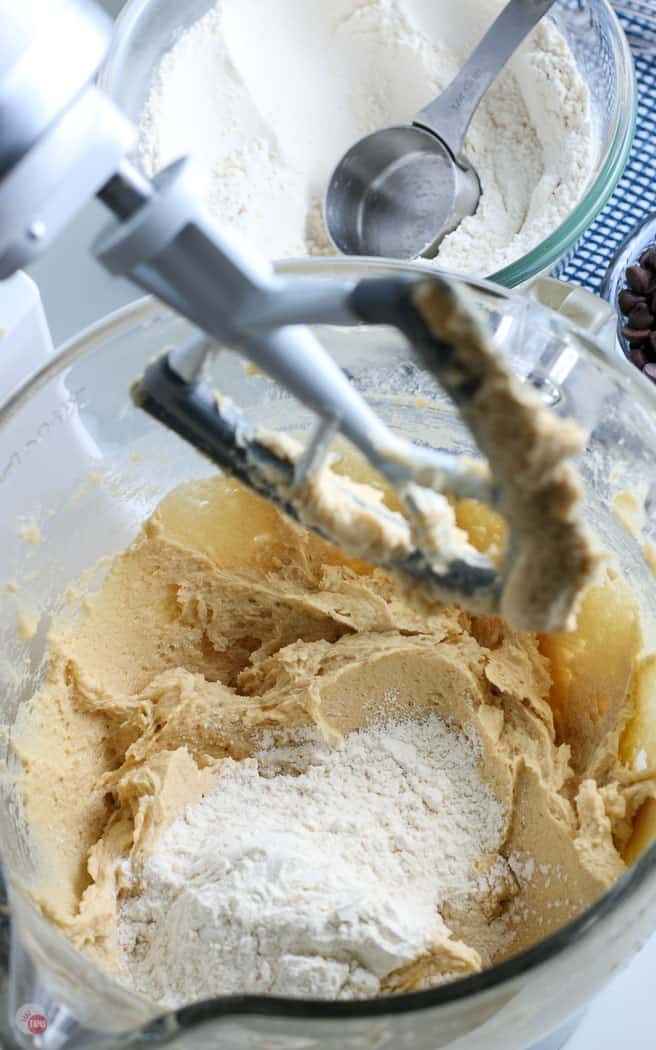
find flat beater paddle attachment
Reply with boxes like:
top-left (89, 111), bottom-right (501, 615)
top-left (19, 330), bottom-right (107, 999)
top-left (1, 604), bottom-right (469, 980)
top-left (94, 160), bottom-right (599, 633)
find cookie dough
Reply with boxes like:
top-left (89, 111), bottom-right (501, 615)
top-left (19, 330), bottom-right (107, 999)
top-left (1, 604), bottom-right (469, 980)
top-left (10, 474), bottom-right (656, 999)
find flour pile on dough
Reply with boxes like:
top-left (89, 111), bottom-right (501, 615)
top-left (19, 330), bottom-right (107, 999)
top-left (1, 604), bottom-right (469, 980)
top-left (119, 716), bottom-right (504, 1003)
top-left (11, 474), bottom-right (656, 1005)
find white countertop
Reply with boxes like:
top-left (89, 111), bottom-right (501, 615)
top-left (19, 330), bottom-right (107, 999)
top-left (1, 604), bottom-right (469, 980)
top-left (22, 2), bottom-right (656, 1046)
top-left (568, 935), bottom-right (655, 1050)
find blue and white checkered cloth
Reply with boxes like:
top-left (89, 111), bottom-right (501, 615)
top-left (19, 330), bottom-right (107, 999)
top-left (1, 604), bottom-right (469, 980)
top-left (559, 3), bottom-right (656, 292)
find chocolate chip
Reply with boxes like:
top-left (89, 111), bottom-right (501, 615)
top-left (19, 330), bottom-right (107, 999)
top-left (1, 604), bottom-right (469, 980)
top-left (631, 347), bottom-right (648, 369)
top-left (619, 289), bottom-right (645, 315)
top-left (623, 326), bottom-right (650, 345)
top-left (626, 266), bottom-right (652, 295)
top-left (640, 248), bottom-right (656, 272)
top-left (629, 303), bottom-right (655, 330)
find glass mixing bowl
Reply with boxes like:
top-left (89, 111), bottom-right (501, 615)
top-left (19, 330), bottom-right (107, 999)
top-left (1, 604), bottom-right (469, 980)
top-left (98, 0), bottom-right (636, 289)
top-left (1, 260), bottom-right (656, 1050)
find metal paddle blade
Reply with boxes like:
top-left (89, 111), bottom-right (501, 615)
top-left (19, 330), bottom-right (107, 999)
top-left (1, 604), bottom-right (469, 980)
top-left (133, 355), bottom-right (502, 610)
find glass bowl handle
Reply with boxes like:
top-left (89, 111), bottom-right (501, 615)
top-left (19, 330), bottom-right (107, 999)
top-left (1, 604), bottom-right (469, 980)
top-left (526, 277), bottom-right (618, 353)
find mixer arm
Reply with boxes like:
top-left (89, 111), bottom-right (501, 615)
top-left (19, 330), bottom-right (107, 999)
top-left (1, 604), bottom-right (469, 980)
top-left (97, 157), bottom-right (502, 608)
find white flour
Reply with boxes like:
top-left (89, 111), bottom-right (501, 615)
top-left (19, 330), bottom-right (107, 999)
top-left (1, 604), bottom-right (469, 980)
top-left (118, 716), bottom-right (505, 1004)
top-left (138, 0), bottom-right (593, 277)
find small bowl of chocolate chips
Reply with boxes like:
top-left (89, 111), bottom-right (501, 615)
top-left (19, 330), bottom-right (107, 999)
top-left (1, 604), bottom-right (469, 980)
top-left (602, 212), bottom-right (656, 383)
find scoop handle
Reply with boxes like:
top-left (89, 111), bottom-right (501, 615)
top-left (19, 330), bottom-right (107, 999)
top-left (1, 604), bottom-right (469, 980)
top-left (414, 0), bottom-right (557, 158)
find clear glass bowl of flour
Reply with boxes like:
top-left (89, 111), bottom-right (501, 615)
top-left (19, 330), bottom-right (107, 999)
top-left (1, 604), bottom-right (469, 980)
top-left (1, 258), bottom-right (656, 1050)
top-left (99, 0), bottom-right (635, 289)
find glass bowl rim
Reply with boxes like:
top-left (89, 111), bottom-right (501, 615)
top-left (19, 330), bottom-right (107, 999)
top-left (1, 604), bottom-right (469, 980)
top-left (489, 0), bottom-right (636, 287)
top-left (2, 266), bottom-right (656, 1024)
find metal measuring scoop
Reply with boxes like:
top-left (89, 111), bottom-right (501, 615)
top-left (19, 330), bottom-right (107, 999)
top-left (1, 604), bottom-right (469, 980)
top-left (325, 0), bottom-right (557, 260)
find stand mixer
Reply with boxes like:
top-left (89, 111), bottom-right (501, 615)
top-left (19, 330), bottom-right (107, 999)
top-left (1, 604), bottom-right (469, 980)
top-left (4, 6), bottom-right (656, 1050)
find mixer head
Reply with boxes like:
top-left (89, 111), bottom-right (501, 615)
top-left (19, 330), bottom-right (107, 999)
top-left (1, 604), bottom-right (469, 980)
top-left (0, 0), bottom-right (135, 277)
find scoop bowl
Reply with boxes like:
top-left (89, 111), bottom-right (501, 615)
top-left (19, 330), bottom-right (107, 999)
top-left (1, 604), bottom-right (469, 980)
top-left (325, 125), bottom-right (481, 259)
